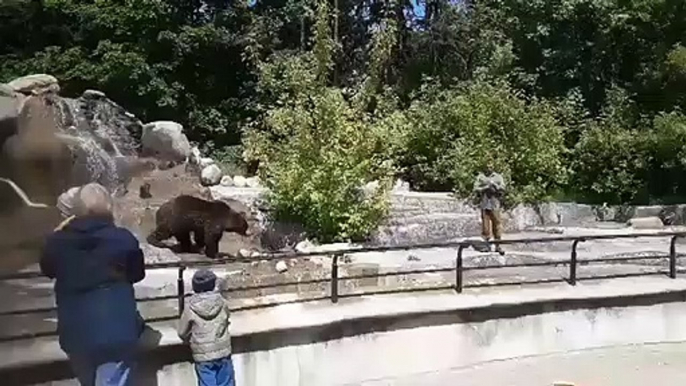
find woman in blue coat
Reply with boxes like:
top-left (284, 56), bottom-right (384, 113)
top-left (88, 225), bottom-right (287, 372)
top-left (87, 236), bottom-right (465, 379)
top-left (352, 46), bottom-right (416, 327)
top-left (41, 183), bottom-right (146, 386)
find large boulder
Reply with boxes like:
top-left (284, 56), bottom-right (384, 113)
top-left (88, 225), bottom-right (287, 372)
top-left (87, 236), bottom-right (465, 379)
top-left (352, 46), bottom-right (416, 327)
top-left (200, 164), bottom-right (223, 186)
top-left (220, 175), bottom-right (235, 187)
top-left (7, 74), bottom-right (59, 95)
top-left (141, 243), bottom-right (180, 265)
top-left (141, 121), bottom-right (191, 163)
top-left (82, 89), bottom-right (106, 100)
top-left (0, 83), bottom-right (14, 97)
top-left (627, 216), bottom-right (664, 229)
top-left (393, 179), bottom-right (411, 192)
top-left (233, 175), bottom-right (248, 187)
top-left (0, 94), bottom-right (20, 147)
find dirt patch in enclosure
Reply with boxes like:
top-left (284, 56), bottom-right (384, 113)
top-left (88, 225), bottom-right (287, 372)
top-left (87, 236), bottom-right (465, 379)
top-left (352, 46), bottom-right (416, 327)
top-left (115, 163), bottom-right (262, 255)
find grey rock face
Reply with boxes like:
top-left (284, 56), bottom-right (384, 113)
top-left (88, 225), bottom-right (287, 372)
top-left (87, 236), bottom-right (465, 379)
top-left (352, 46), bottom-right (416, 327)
top-left (627, 216), bottom-right (664, 229)
top-left (82, 89), bottom-right (106, 99)
top-left (0, 83), bottom-right (15, 97)
top-left (56, 94), bottom-right (144, 191)
top-left (200, 164), bottom-right (223, 186)
top-left (141, 243), bottom-right (180, 265)
top-left (0, 94), bottom-right (20, 146)
top-left (220, 175), bottom-right (235, 187)
top-left (141, 121), bottom-right (192, 163)
top-left (7, 74), bottom-right (59, 95)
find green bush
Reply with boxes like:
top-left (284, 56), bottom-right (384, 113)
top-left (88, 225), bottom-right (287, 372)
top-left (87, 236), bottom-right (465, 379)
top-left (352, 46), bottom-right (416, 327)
top-left (398, 79), bottom-right (568, 204)
top-left (571, 123), bottom-right (651, 204)
top-left (569, 86), bottom-right (652, 204)
top-left (248, 87), bottom-right (394, 243)
top-left (646, 111), bottom-right (686, 203)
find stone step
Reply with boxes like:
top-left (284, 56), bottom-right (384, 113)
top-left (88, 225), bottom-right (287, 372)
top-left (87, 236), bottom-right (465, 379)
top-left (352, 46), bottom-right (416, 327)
top-left (387, 212), bottom-right (476, 226)
top-left (373, 216), bottom-right (483, 246)
top-left (390, 192), bottom-right (469, 217)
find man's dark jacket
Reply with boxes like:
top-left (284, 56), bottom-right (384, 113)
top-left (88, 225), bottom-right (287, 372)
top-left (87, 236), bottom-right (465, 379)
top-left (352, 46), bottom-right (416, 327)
top-left (40, 216), bottom-right (146, 357)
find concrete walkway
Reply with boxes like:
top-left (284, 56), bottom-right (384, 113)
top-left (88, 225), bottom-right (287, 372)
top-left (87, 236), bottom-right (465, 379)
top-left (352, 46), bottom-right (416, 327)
top-left (356, 341), bottom-right (686, 386)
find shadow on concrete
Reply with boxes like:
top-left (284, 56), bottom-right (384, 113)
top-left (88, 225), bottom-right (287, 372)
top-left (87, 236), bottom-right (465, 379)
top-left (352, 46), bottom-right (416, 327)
top-left (3, 325), bottom-right (172, 386)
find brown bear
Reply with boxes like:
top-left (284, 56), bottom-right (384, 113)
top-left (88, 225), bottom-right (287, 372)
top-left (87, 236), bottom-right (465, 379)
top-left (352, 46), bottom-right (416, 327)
top-left (147, 195), bottom-right (250, 258)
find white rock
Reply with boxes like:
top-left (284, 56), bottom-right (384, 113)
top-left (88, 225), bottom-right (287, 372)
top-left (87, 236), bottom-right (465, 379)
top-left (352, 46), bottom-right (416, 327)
top-left (295, 240), bottom-right (316, 253)
top-left (233, 175), bottom-right (248, 187)
top-left (141, 121), bottom-right (192, 162)
top-left (82, 89), bottom-right (106, 99)
top-left (239, 249), bottom-right (252, 258)
top-left (8, 74), bottom-right (59, 94)
top-left (250, 251), bottom-right (261, 258)
top-left (200, 164), bottom-right (223, 186)
top-left (627, 216), bottom-right (664, 229)
top-left (245, 176), bottom-right (262, 188)
top-left (360, 180), bottom-right (380, 199)
top-left (0, 83), bottom-right (14, 97)
top-left (220, 175), bottom-right (235, 187)
top-left (393, 178), bottom-right (410, 192)
top-left (199, 157), bottom-right (215, 168)
top-left (537, 202), bottom-right (561, 225)
top-left (189, 146), bottom-right (202, 165)
top-left (275, 260), bottom-right (288, 273)
top-left (141, 243), bottom-right (180, 265)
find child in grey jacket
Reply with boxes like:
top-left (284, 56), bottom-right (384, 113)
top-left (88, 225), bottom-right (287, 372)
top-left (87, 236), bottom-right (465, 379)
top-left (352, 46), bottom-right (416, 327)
top-left (178, 269), bottom-right (235, 386)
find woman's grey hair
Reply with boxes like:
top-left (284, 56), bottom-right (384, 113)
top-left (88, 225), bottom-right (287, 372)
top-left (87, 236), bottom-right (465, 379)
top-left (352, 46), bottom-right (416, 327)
top-left (74, 183), bottom-right (114, 217)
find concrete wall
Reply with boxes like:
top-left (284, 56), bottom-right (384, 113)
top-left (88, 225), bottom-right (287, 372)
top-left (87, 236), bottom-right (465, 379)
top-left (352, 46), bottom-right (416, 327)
top-left (10, 284), bottom-right (686, 386)
top-left (7, 278), bottom-right (686, 386)
top-left (154, 299), bottom-right (686, 386)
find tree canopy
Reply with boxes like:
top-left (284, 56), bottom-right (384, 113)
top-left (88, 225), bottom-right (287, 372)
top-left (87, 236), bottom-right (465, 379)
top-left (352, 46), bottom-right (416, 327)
top-left (3, 0), bottom-right (686, 240)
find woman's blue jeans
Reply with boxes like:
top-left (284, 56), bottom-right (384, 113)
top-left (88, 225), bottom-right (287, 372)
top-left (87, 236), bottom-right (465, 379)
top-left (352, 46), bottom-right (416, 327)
top-left (69, 353), bottom-right (135, 386)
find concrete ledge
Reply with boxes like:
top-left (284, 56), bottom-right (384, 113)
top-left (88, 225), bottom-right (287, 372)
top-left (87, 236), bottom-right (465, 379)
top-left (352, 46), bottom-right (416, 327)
top-left (4, 277), bottom-right (686, 384)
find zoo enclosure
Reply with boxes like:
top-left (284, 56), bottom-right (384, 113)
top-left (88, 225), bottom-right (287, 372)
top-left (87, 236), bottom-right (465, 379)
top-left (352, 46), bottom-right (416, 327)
top-left (1, 230), bottom-right (685, 342)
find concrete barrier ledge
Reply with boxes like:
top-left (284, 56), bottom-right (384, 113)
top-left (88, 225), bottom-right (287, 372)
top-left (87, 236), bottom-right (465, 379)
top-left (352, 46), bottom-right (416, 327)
top-left (4, 276), bottom-right (686, 384)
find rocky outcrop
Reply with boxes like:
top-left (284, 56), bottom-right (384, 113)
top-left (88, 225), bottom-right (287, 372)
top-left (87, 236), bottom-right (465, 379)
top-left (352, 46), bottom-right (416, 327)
top-left (141, 121), bottom-right (191, 163)
top-left (0, 92), bottom-right (20, 147)
top-left (7, 74), bottom-right (59, 95)
top-left (200, 164), bottom-right (223, 186)
top-left (0, 83), bottom-right (14, 97)
top-left (627, 216), bottom-right (664, 229)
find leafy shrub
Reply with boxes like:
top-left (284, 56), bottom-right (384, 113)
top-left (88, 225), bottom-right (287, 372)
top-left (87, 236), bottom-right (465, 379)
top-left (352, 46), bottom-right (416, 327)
top-left (398, 79), bottom-right (568, 204)
top-left (570, 86), bottom-right (652, 204)
top-left (247, 86), bottom-right (394, 243)
top-left (571, 123), bottom-right (650, 204)
top-left (210, 145), bottom-right (247, 177)
top-left (646, 111), bottom-right (686, 202)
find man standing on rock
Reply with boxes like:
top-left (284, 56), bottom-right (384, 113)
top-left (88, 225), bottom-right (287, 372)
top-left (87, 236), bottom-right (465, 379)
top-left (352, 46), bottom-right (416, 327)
top-left (473, 164), bottom-right (506, 255)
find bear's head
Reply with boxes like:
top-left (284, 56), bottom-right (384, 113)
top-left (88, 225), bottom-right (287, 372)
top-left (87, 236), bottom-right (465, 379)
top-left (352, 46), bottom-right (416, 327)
top-left (222, 207), bottom-right (251, 236)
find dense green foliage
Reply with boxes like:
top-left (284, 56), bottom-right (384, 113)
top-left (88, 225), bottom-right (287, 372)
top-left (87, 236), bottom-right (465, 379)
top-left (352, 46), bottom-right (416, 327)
top-left (398, 79), bottom-right (568, 204)
top-left (4, 0), bottom-right (686, 239)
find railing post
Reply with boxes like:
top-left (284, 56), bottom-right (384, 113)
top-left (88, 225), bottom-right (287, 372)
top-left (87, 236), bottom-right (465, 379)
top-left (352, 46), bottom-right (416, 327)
top-left (331, 254), bottom-right (340, 303)
top-left (570, 239), bottom-right (581, 286)
top-left (177, 266), bottom-right (186, 317)
top-left (670, 236), bottom-right (678, 279)
top-left (455, 244), bottom-right (465, 293)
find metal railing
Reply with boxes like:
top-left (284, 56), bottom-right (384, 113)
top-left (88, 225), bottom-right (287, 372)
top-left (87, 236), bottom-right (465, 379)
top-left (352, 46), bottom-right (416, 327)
top-left (0, 230), bottom-right (685, 343)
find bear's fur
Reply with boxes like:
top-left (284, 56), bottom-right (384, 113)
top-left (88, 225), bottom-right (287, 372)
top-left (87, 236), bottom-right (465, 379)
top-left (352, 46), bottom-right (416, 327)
top-left (146, 195), bottom-right (249, 258)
